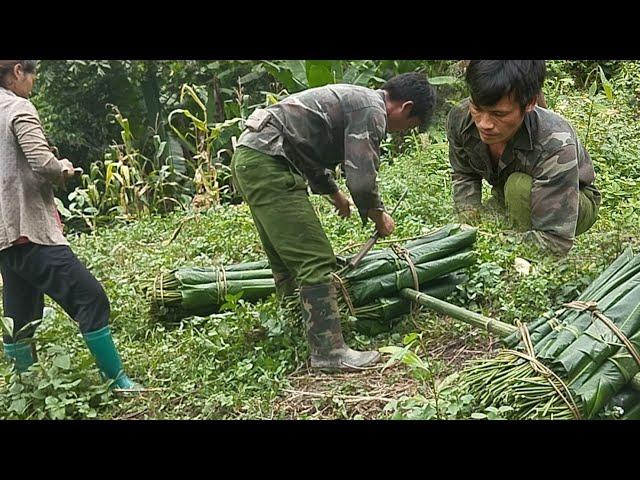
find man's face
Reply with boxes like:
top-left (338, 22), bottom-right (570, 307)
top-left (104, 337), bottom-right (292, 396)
top-left (386, 100), bottom-right (421, 132)
top-left (469, 94), bottom-right (534, 145)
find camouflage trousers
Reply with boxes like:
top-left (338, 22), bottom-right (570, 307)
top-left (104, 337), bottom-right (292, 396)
top-left (230, 146), bottom-right (337, 287)
top-left (503, 172), bottom-right (599, 236)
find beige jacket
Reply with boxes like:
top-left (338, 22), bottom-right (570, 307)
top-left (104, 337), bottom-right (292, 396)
top-left (0, 86), bottom-right (69, 251)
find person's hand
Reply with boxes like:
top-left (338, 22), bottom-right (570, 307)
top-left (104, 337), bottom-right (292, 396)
top-left (60, 159), bottom-right (75, 180)
top-left (330, 190), bottom-right (352, 219)
top-left (368, 209), bottom-right (395, 237)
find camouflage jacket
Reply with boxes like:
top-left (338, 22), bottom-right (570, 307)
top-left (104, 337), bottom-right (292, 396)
top-left (447, 98), bottom-right (602, 254)
top-left (237, 84), bottom-right (387, 222)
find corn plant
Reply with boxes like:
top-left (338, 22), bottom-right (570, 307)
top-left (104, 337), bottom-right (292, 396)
top-left (168, 84), bottom-right (242, 206)
top-left (58, 106), bottom-right (192, 229)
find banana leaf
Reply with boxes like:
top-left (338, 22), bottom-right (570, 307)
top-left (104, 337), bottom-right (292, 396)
top-left (225, 260), bottom-right (271, 271)
top-left (606, 385), bottom-right (640, 419)
top-left (151, 225), bottom-right (477, 324)
top-left (534, 257), bottom-right (640, 359)
top-left (350, 273), bottom-right (467, 335)
top-left (403, 224), bottom-right (463, 249)
top-left (490, 248), bottom-right (640, 419)
top-left (556, 283), bottom-right (640, 386)
top-left (342, 228), bottom-right (476, 281)
top-left (622, 403), bottom-right (640, 419)
top-left (336, 224), bottom-right (463, 267)
top-left (180, 278), bottom-right (275, 312)
top-left (503, 248), bottom-right (635, 348)
top-left (503, 248), bottom-right (640, 354)
top-left (347, 250), bottom-right (476, 306)
top-left (499, 314), bottom-right (560, 352)
top-left (572, 327), bottom-right (640, 418)
top-left (175, 268), bottom-right (273, 285)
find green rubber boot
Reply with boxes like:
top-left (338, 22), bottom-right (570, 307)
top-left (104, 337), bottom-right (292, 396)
top-left (83, 326), bottom-right (142, 392)
top-left (3, 341), bottom-right (35, 373)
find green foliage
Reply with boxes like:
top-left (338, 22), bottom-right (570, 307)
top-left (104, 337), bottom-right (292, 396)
top-left (167, 84), bottom-right (244, 204)
top-left (33, 60), bottom-right (155, 168)
top-left (36, 60), bottom-right (466, 231)
top-left (1, 308), bottom-right (115, 419)
top-left (0, 344), bottom-right (114, 420)
top-left (548, 60), bottom-right (622, 89)
top-left (379, 334), bottom-right (514, 420)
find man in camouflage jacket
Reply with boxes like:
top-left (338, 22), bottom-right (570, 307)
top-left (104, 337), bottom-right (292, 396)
top-left (231, 73), bottom-right (436, 370)
top-left (447, 60), bottom-right (601, 255)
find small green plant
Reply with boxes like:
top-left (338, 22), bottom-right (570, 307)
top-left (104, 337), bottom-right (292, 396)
top-left (584, 64), bottom-right (614, 148)
top-left (1, 313), bottom-right (115, 420)
top-left (1, 316), bottom-right (42, 345)
top-left (380, 332), bottom-right (451, 419)
top-left (0, 344), bottom-right (115, 420)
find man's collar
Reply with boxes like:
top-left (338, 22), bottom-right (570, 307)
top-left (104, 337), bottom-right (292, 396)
top-left (512, 113), bottom-right (534, 151)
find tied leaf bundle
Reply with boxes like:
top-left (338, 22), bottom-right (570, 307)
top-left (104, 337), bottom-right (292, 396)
top-left (446, 247), bottom-right (640, 419)
top-left (285, 224), bottom-right (477, 333)
top-left (150, 260), bottom-right (273, 321)
top-left (149, 224), bottom-right (477, 331)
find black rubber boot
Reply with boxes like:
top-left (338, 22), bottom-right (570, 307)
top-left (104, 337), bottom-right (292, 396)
top-left (299, 282), bottom-right (380, 371)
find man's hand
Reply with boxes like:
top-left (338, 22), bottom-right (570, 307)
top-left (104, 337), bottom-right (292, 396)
top-left (330, 190), bottom-right (352, 219)
top-left (368, 209), bottom-right (395, 237)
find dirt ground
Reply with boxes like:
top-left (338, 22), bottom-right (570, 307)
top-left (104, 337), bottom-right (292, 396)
top-left (273, 313), bottom-right (498, 419)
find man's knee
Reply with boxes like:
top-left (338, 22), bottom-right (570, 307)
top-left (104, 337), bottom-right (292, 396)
top-left (296, 255), bottom-right (337, 287)
top-left (504, 173), bottom-right (533, 206)
top-left (575, 189), bottom-right (600, 236)
top-left (504, 172), bottom-right (533, 230)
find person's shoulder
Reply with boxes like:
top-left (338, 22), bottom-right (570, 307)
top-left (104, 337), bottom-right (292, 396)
top-left (534, 106), bottom-right (575, 131)
top-left (532, 106), bottom-right (578, 150)
top-left (333, 84), bottom-right (384, 112)
top-left (331, 83), bottom-right (374, 95)
top-left (8, 95), bottom-right (37, 117)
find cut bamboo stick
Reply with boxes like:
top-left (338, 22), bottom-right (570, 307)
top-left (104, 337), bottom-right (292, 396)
top-left (399, 288), bottom-right (640, 392)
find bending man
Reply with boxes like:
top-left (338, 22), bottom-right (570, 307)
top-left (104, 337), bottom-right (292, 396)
top-left (232, 73), bottom-right (436, 370)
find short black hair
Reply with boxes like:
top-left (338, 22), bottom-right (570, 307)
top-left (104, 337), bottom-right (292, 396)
top-left (465, 60), bottom-right (546, 110)
top-left (382, 72), bottom-right (437, 129)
